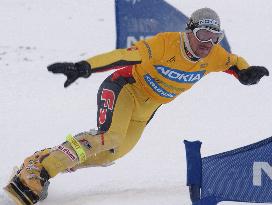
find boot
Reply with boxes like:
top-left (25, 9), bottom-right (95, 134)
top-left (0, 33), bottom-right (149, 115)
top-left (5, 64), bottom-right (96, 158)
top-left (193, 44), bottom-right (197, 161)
top-left (4, 149), bottom-right (51, 205)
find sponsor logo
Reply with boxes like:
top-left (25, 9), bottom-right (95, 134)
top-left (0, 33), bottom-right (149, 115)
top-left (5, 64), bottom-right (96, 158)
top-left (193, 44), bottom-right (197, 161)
top-left (57, 145), bottom-right (77, 161)
top-left (79, 139), bottom-right (92, 149)
top-left (200, 63), bottom-right (208, 68)
top-left (155, 65), bottom-right (205, 83)
top-left (156, 79), bottom-right (185, 92)
top-left (167, 56), bottom-right (176, 63)
top-left (225, 56), bottom-right (231, 66)
top-left (144, 74), bottom-right (176, 98)
top-left (99, 109), bottom-right (107, 125)
top-left (198, 19), bottom-right (219, 27)
top-left (143, 41), bottom-right (152, 59)
top-left (253, 162), bottom-right (272, 186)
top-left (98, 89), bottom-right (116, 126)
top-left (70, 138), bottom-right (81, 150)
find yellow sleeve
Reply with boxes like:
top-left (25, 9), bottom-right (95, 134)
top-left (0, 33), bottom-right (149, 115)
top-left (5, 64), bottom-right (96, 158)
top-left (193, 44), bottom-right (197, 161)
top-left (133, 33), bottom-right (165, 64)
top-left (211, 45), bottom-right (250, 77)
top-left (85, 47), bottom-right (142, 73)
top-left (213, 45), bottom-right (249, 70)
top-left (85, 33), bottom-right (166, 73)
top-left (224, 53), bottom-right (250, 77)
top-left (234, 55), bottom-right (250, 70)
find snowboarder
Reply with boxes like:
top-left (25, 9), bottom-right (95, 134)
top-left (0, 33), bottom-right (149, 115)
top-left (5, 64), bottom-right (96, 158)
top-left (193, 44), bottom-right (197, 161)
top-left (4, 8), bottom-right (269, 205)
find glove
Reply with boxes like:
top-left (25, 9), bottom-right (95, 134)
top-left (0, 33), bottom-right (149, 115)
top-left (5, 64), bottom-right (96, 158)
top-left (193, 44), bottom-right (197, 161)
top-left (237, 66), bottom-right (269, 85)
top-left (47, 61), bottom-right (92, 87)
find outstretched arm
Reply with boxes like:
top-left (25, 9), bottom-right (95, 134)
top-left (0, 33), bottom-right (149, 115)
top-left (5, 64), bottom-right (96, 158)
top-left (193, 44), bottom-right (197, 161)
top-left (86, 48), bottom-right (141, 73)
top-left (224, 56), bottom-right (269, 85)
top-left (47, 48), bottom-right (142, 87)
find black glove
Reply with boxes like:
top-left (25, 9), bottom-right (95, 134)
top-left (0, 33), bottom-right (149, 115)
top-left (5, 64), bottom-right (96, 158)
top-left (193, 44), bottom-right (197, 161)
top-left (237, 66), bottom-right (269, 85)
top-left (47, 61), bottom-right (92, 87)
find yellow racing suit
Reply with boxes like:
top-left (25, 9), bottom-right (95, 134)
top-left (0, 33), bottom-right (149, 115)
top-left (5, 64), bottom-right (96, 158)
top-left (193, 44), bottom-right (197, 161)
top-left (39, 32), bottom-right (250, 177)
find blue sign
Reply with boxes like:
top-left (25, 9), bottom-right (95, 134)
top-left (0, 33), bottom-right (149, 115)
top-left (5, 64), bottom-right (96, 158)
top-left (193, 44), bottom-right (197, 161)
top-left (184, 137), bottom-right (272, 205)
top-left (115, 0), bottom-right (231, 52)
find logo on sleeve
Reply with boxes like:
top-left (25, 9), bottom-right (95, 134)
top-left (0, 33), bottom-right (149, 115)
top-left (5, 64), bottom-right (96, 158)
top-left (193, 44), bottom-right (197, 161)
top-left (155, 65), bottom-right (205, 83)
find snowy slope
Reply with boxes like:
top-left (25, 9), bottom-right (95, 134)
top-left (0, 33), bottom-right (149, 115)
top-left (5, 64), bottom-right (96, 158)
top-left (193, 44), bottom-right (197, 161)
top-left (0, 0), bottom-right (271, 205)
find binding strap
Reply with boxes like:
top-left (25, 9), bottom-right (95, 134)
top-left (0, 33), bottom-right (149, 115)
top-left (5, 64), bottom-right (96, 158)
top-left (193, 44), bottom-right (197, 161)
top-left (66, 134), bottom-right (87, 163)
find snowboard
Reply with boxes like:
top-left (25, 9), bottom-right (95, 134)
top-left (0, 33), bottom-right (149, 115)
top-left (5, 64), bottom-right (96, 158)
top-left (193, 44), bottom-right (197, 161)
top-left (3, 167), bottom-right (33, 205)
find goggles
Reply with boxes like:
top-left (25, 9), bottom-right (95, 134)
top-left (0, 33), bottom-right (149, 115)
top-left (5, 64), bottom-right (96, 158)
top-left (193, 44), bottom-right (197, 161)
top-left (193, 27), bottom-right (224, 44)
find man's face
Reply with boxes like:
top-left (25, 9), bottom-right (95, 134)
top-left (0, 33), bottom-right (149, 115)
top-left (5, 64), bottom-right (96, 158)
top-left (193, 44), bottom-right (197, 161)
top-left (188, 32), bottom-right (214, 58)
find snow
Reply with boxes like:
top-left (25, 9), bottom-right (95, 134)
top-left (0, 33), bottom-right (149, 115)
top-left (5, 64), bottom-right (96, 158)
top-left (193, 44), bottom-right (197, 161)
top-left (0, 0), bottom-right (271, 204)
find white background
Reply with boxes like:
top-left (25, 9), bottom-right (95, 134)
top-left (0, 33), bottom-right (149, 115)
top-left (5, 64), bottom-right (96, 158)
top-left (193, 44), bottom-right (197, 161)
top-left (0, 0), bottom-right (271, 204)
